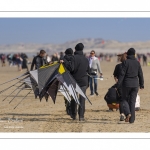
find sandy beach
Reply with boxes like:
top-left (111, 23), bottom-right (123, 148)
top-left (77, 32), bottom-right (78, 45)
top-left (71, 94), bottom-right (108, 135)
top-left (0, 57), bottom-right (150, 132)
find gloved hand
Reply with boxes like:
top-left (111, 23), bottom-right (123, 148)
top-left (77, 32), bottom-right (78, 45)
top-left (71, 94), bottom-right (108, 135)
top-left (140, 85), bottom-right (144, 89)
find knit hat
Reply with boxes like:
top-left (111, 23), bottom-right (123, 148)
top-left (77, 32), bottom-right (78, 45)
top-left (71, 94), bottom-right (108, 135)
top-left (127, 48), bottom-right (136, 55)
top-left (75, 43), bottom-right (84, 51)
top-left (65, 48), bottom-right (73, 55)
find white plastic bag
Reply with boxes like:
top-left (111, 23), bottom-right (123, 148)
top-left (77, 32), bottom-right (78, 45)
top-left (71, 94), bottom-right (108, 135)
top-left (135, 94), bottom-right (140, 108)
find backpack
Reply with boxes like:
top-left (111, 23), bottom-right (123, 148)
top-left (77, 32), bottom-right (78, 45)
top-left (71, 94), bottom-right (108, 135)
top-left (104, 85), bottom-right (120, 104)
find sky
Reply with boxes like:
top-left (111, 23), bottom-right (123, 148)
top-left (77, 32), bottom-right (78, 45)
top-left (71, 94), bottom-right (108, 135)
top-left (0, 18), bottom-right (150, 45)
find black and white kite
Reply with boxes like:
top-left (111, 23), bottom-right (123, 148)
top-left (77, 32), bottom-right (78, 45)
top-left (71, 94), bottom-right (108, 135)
top-left (0, 62), bottom-right (92, 109)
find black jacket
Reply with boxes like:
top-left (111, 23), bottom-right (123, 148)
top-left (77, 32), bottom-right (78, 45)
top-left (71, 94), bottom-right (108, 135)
top-left (30, 55), bottom-right (47, 70)
top-left (63, 54), bottom-right (74, 74)
top-left (63, 51), bottom-right (90, 87)
top-left (113, 63), bottom-right (123, 95)
top-left (113, 63), bottom-right (122, 79)
top-left (116, 55), bottom-right (144, 89)
top-left (64, 54), bottom-right (73, 62)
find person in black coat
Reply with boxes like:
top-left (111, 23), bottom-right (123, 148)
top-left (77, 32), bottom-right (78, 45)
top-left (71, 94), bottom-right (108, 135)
top-left (61, 43), bottom-right (90, 121)
top-left (30, 50), bottom-right (47, 71)
top-left (62, 48), bottom-right (74, 116)
top-left (21, 53), bottom-right (29, 71)
top-left (63, 48), bottom-right (73, 63)
top-left (113, 52), bottom-right (127, 120)
top-left (116, 48), bottom-right (144, 123)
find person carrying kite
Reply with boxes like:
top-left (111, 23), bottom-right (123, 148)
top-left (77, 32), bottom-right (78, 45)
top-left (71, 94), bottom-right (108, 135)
top-left (61, 43), bottom-right (90, 121)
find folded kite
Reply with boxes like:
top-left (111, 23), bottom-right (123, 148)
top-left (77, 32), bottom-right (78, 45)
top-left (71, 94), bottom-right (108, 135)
top-left (0, 62), bottom-right (92, 109)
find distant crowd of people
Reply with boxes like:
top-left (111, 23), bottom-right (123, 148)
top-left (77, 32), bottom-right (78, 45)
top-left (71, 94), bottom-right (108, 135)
top-left (0, 53), bottom-right (29, 71)
top-left (1, 51), bottom-right (149, 71)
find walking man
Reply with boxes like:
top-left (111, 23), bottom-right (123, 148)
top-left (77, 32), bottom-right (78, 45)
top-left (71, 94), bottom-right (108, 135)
top-left (116, 48), bottom-right (144, 123)
top-left (61, 43), bottom-right (90, 121)
top-left (88, 50), bottom-right (103, 96)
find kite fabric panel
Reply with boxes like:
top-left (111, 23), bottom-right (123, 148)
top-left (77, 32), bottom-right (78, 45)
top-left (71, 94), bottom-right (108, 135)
top-left (47, 79), bottom-right (60, 104)
top-left (38, 62), bottom-right (60, 93)
top-left (30, 70), bottom-right (38, 83)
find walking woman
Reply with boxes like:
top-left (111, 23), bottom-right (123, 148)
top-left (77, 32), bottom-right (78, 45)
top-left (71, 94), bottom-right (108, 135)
top-left (116, 48), bottom-right (144, 124)
top-left (113, 52), bottom-right (127, 121)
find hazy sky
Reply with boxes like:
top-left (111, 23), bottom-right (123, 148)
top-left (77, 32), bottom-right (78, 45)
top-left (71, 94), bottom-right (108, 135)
top-left (0, 18), bottom-right (150, 44)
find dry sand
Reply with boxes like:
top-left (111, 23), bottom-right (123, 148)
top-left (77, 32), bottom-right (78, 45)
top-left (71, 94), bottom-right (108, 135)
top-left (0, 58), bottom-right (150, 132)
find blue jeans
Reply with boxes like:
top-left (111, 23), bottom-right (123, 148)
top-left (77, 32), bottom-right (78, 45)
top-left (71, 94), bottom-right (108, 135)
top-left (89, 75), bottom-right (98, 94)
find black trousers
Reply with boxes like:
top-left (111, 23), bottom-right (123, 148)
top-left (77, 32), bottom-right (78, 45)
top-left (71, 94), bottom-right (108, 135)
top-left (121, 87), bottom-right (138, 123)
top-left (117, 87), bottom-right (124, 114)
top-left (119, 100), bottom-right (124, 114)
top-left (71, 86), bottom-right (87, 118)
